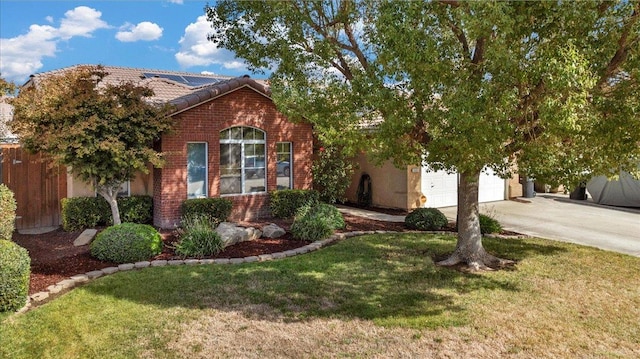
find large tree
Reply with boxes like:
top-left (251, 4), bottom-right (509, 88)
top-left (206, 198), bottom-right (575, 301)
top-left (10, 66), bottom-right (174, 225)
top-left (207, 1), bottom-right (640, 269)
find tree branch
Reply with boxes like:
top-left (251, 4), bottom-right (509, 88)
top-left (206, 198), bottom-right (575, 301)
top-left (472, 37), bottom-right (485, 65)
top-left (343, 21), bottom-right (369, 71)
top-left (596, 2), bottom-right (639, 90)
top-left (450, 22), bottom-right (470, 56)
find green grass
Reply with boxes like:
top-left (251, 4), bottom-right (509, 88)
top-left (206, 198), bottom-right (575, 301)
top-left (1, 233), bottom-right (639, 358)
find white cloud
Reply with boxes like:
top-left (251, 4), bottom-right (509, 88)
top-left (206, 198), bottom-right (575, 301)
top-left (116, 22), bottom-right (163, 42)
top-left (45, 16), bottom-right (54, 24)
top-left (0, 6), bottom-right (109, 83)
top-left (175, 15), bottom-right (245, 71)
top-left (167, 0), bottom-right (184, 4)
top-left (57, 6), bottom-right (109, 40)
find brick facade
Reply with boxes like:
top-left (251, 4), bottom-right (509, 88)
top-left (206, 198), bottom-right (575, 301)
top-left (153, 86), bottom-right (313, 228)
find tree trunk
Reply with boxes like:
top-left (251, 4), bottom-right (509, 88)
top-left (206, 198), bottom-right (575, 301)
top-left (437, 168), bottom-right (511, 270)
top-left (96, 184), bottom-right (122, 226)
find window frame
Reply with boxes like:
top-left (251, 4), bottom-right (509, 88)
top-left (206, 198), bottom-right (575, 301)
top-left (186, 142), bottom-right (208, 199)
top-left (219, 126), bottom-right (267, 196)
top-left (276, 142), bottom-right (293, 190)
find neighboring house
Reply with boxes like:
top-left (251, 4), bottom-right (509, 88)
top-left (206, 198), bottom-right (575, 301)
top-left (345, 153), bottom-right (523, 212)
top-left (8, 65), bottom-right (313, 229)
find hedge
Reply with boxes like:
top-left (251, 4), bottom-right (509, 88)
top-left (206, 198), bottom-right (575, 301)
top-left (269, 189), bottom-right (320, 218)
top-left (180, 198), bottom-right (233, 225)
top-left (0, 184), bottom-right (17, 241)
top-left (405, 208), bottom-right (448, 231)
top-left (90, 223), bottom-right (162, 264)
top-left (61, 195), bottom-right (153, 231)
top-left (0, 240), bottom-right (30, 312)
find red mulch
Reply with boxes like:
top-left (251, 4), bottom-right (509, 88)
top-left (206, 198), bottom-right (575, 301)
top-left (12, 213), bottom-right (413, 295)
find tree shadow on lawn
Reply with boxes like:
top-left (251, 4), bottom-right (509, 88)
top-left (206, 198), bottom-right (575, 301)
top-left (81, 233), bottom-right (568, 328)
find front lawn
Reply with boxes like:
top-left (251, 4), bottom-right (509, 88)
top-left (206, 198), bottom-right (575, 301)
top-left (1, 233), bottom-right (639, 358)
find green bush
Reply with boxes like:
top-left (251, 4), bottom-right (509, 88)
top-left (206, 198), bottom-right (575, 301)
top-left (480, 214), bottom-right (503, 234)
top-left (269, 189), bottom-right (320, 218)
top-left (118, 196), bottom-right (153, 224)
top-left (61, 197), bottom-right (110, 231)
top-left (0, 184), bottom-right (17, 241)
top-left (61, 196), bottom-right (153, 231)
top-left (175, 215), bottom-right (223, 258)
top-left (90, 223), bottom-right (162, 264)
top-left (405, 208), bottom-right (448, 231)
top-left (180, 198), bottom-right (232, 225)
top-left (0, 240), bottom-right (30, 312)
top-left (312, 146), bottom-right (355, 204)
top-left (290, 203), bottom-right (345, 241)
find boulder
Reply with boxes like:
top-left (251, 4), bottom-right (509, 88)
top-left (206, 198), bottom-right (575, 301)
top-left (262, 223), bottom-right (286, 239)
top-left (73, 229), bottom-right (97, 246)
top-left (216, 222), bottom-right (262, 247)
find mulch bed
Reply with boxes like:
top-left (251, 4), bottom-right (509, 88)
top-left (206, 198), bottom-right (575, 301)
top-left (12, 206), bottom-right (518, 296)
top-left (12, 213), bottom-right (413, 295)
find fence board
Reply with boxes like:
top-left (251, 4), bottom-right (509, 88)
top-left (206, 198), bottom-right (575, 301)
top-left (0, 146), bottom-right (66, 230)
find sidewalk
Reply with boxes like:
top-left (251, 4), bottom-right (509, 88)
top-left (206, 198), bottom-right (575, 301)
top-left (336, 205), bottom-right (406, 223)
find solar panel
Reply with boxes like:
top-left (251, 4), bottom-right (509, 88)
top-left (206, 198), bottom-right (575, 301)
top-left (182, 75), bottom-right (224, 86)
top-left (143, 72), bottom-right (225, 87)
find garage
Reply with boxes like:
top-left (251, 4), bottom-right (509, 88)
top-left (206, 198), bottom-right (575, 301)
top-left (421, 167), bottom-right (506, 208)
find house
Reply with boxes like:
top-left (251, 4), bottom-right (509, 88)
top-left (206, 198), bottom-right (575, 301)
top-left (5, 65), bottom-right (314, 229)
top-left (344, 153), bottom-right (523, 211)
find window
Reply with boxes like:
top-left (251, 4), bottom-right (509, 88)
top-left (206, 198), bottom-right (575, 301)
top-left (220, 127), bottom-right (266, 195)
top-left (187, 142), bottom-right (208, 198)
top-left (117, 181), bottom-right (130, 197)
top-left (276, 142), bottom-right (292, 189)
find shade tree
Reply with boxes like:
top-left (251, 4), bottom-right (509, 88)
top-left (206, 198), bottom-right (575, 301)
top-left (208, 0), bottom-right (640, 269)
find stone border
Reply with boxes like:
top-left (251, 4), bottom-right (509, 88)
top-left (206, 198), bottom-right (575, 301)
top-left (16, 229), bottom-right (527, 314)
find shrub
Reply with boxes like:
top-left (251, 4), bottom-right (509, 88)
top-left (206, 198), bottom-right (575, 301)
top-left (480, 214), bottom-right (503, 234)
top-left (0, 184), bottom-right (17, 241)
top-left (312, 145), bottom-right (355, 204)
top-left (269, 189), bottom-right (320, 218)
top-left (0, 240), bottom-right (30, 312)
top-left (174, 215), bottom-right (223, 258)
top-left (181, 198), bottom-right (233, 225)
top-left (405, 208), bottom-right (448, 231)
top-left (290, 203), bottom-right (345, 241)
top-left (61, 197), bottom-right (110, 231)
top-left (118, 196), bottom-right (153, 224)
top-left (61, 196), bottom-right (154, 231)
top-left (90, 223), bottom-right (162, 264)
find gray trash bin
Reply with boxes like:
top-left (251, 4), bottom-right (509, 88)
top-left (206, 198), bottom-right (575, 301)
top-left (522, 178), bottom-right (535, 198)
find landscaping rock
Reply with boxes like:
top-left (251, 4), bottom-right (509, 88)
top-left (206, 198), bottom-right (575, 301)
top-left (262, 223), bottom-right (286, 238)
top-left (216, 222), bottom-right (262, 248)
top-left (73, 229), bottom-right (97, 247)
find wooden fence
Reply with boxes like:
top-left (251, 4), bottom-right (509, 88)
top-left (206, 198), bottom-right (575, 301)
top-left (0, 145), bottom-right (66, 230)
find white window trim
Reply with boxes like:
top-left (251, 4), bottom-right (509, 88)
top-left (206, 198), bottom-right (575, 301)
top-left (187, 142), bottom-right (208, 199)
top-left (220, 127), bottom-right (267, 196)
top-left (276, 142), bottom-right (293, 190)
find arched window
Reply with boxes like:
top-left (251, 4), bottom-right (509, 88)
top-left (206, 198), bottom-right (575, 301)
top-left (220, 126), bottom-right (266, 195)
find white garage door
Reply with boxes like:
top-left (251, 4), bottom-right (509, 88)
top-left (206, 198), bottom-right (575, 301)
top-left (478, 168), bottom-right (506, 203)
top-left (421, 167), bottom-right (506, 208)
top-left (421, 167), bottom-right (458, 208)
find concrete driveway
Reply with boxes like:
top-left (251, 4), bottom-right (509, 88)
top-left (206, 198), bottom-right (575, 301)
top-left (439, 194), bottom-right (640, 257)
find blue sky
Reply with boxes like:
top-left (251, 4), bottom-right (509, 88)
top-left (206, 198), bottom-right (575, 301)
top-left (0, 0), bottom-right (255, 85)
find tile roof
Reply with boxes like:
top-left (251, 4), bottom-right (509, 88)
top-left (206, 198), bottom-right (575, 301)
top-left (26, 65), bottom-right (271, 114)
